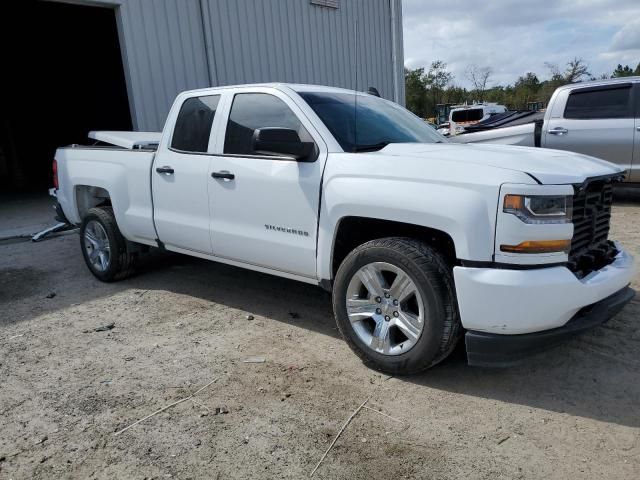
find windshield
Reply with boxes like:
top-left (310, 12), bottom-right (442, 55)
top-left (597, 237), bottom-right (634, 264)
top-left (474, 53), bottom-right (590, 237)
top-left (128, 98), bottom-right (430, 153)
top-left (298, 91), bottom-right (445, 152)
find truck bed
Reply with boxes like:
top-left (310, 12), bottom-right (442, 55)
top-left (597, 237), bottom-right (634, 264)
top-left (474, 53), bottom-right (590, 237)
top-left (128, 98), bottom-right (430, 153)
top-left (55, 143), bottom-right (158, 246)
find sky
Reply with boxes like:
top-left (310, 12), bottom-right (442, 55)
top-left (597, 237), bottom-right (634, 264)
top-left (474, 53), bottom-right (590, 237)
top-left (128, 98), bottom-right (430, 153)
top-left (402, 0), bottom-right (640, 88)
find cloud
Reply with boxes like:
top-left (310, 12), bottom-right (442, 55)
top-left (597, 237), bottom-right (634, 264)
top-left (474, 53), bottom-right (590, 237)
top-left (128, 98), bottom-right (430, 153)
top-left (402, 0), bottom-right (640, 87)
top-left (610, 19), bottom-right (640, 51)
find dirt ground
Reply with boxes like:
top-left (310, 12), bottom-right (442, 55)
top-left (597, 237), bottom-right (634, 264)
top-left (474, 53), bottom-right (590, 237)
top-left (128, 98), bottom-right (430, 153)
top-left (1, 193), bottom-right (639, 480)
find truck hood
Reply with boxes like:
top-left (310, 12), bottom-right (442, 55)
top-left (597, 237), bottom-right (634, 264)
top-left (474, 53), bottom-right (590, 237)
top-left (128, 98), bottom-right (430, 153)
top-left (379, 143), bottom-right (624, 184)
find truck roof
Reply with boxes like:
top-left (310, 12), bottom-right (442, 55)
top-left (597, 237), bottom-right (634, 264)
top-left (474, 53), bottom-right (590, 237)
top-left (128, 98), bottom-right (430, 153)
top-left (178, 82), bottom-right (370, 97)
top-left (553, 76), bottom-right (640, 92)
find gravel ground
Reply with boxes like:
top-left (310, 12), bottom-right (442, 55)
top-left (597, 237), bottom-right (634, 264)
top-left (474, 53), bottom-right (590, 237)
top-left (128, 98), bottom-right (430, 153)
top-left (1, 194), bottom-right (639, 479)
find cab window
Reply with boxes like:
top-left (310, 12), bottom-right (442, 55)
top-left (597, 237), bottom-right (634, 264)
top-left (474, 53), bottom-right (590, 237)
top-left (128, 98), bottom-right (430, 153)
top-left (223, 93), bottom-right (311, 155)
top-left (171, 95), bottom-right (220, 152)
top-left (564, 86), bottom-right (632, 119)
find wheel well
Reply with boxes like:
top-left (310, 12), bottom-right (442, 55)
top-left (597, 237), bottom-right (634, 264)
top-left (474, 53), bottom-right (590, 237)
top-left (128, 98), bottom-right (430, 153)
top-left (75, 185), bottom-right (112, 219)
top-left (331, 217), bottom-right (457, 276)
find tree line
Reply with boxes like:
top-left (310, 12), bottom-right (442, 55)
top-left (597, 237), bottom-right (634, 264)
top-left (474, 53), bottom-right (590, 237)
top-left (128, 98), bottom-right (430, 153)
top-left (405, 58), bottom-right (640, 120)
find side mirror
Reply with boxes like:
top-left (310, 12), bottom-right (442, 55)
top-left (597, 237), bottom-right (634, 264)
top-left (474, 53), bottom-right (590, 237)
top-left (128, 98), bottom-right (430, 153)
top-left (252, 128), bottom-right (315, 161)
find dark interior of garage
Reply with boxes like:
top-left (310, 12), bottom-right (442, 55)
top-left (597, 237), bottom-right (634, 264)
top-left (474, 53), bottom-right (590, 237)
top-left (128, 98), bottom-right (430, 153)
top-left (1, 0), bottom-right (132, 194)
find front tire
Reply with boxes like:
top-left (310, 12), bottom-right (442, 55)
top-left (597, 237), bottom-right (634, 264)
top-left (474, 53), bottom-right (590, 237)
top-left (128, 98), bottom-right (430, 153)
top-left (80, 207), bottom-right (136, 282)
top-left (332, 237), bottom-right (461, 375)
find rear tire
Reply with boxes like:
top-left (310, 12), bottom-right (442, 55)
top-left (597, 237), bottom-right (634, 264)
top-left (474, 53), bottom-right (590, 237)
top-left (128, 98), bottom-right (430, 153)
top-left (80, 207), bottom-right (136, 282)
top-left (332, 237), bottom-right (461, 375)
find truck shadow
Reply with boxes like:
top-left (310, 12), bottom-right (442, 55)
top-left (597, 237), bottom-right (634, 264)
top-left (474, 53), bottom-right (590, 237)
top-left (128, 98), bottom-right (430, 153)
top-left (132, 250), bottom-right (339, 339)
top-left (2, 235), bottom-right (639, 429)
top-left (404, 327), bottom-right (640, 429)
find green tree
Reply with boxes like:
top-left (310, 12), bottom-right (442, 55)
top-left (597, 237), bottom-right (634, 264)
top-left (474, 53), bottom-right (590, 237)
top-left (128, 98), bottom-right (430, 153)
top-left (424, 60), bottom-right (454, 117)
top-left (404, 67), bottom-right (428, 117)
top-left (612, 64), bottom-right (636, 77)
top-left (404, 57), bottom-right (636, 115)
top-left (515, 72), bottom-right (540, 90)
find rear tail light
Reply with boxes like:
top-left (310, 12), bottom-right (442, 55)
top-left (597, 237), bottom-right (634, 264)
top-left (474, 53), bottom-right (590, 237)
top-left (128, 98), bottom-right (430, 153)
top-left (52, 159), bottom-right (59, 189)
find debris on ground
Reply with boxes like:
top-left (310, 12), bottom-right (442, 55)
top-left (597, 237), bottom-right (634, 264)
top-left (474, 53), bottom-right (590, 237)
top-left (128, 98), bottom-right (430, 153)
top-left (214, 406), bottom-right (229, 415)
top-left (45, 292), bottom-right (56, 299)
top-left (94, 323), bottom-right (115, 332)
top-left (114, 379), bottom-right (218, 436)
top-left (310, 394), bottom-right (374, 477)
top-left (245, 315), bottom-right (255, 320)
top-left (242, 356), bottom-right (266, 363)
top-left (497, 435), bottom-right (511, 445)
top-left (288, 312), bottom-right (300, 319)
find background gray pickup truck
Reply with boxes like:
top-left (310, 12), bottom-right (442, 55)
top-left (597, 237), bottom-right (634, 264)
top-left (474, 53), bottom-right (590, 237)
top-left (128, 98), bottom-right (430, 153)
top-left (450, 77), bottom-right (640, 184)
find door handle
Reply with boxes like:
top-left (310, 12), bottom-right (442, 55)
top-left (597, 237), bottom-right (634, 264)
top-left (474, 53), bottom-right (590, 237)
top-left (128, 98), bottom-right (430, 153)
top-left (156, 166), bottom-right (175, 174)
top-left (211, 171), bottom-right (235, 180)
top-left (548, 127), bottom-right (568, 135)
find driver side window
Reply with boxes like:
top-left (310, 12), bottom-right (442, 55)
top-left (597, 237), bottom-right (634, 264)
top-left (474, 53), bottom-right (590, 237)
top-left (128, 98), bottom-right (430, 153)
top-left (223, 93), bottom-right (311, 155)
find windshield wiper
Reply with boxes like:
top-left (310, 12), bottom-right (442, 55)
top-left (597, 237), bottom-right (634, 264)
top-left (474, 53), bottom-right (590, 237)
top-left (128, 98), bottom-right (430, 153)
top-left (353, 142), bottom-right (389, 153)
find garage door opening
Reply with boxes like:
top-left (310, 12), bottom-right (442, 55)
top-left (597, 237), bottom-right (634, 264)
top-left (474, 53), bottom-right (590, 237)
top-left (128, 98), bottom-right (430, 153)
top-left (1, 0), bottom-right (132, 193)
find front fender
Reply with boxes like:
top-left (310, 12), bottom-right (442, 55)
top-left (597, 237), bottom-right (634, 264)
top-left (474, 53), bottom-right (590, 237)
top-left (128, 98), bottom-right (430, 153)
top-left (317, 176), bottom-right (499, 280)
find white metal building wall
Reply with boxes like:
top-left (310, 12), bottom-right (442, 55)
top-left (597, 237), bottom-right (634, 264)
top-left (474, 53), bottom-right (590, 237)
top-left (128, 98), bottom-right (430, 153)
top-left (55, 0), bottom-right (404, 131)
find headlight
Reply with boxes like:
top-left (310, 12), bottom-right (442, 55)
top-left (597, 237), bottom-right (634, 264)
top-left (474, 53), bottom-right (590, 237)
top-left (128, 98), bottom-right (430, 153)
top-left (503, 194), bottom-right (572, 224)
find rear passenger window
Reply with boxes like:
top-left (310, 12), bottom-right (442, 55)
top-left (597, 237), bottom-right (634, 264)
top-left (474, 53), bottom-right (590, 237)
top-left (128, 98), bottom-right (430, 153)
top-left (564, 86), bottom-right (632, 119)
top-left (171, 95), bottom-right (220, 152)
top-left (224, 93), bottom-right (310, 155)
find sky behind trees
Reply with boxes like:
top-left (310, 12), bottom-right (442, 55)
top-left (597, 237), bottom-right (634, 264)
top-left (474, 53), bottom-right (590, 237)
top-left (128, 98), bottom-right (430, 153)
top-left (402, 0), bottom-right (640, 89)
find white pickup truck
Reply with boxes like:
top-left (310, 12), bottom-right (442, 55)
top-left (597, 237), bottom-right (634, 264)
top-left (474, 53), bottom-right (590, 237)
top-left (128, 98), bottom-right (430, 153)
top-left (54, 83), bottom-right (635, 373)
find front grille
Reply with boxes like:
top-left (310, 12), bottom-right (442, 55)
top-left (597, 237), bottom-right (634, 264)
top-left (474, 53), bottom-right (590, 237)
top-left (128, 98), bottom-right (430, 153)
top-left (568, 175), bottom-right (620, 276)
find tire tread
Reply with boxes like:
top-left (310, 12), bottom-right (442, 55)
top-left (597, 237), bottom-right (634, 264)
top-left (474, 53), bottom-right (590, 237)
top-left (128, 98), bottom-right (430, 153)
top-left (333, 237), bottom-right (461, 374)
top-left (81, 207), bottom-right (136, 282)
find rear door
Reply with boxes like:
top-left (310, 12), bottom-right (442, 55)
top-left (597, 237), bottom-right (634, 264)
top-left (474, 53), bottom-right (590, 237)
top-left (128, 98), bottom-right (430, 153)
top-left (207, 88), bottom-right (327, 279)
top-left (152, 94), bottom-right (222, 254)
top-left (544, 83), bottom-right (635, 175)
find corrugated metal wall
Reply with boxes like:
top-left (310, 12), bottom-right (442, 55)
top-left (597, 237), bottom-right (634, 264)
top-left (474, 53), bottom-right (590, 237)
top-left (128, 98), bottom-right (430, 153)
top-left (201, 0), bottom-right (401, 97)
top-left (115, 0), bottom-right (212, 131)
top-left (57, 0), bottom-right (404, 131)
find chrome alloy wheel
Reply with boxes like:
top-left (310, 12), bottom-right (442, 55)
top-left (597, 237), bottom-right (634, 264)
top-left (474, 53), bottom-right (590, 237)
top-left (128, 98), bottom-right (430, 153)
top-left (83, 220), bottom-right (111, 272)
top-left (345, 262), bottom-right (425, 355)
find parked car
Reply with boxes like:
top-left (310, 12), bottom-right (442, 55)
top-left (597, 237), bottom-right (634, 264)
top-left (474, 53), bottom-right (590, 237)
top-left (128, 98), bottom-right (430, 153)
top-left (53, 83), bottom-right (635, 373)
top-left (448, 77), bottom-right (640, 184)
top-left (437, 103), bottom-right (508, 135)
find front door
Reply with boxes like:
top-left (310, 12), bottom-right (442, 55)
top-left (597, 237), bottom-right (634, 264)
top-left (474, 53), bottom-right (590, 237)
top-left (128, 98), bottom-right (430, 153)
top-left (544, 84), bottom-right (635, 175)
top-left (152, 94), bottom-right (221, 253)
top-left (208, 90), bottom-right (326, 278)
